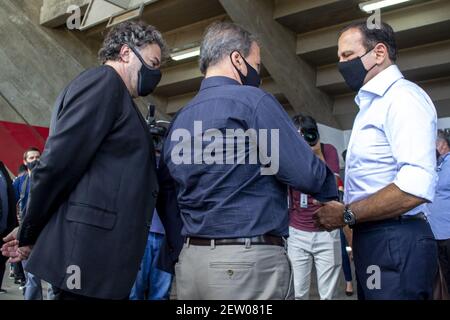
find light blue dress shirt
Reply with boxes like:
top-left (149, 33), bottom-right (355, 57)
top-left (344, 65), bottom-right (437, 216)
top-left (428, 152), bottom-right (450, 240)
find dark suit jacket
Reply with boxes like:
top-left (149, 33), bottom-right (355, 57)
top-left (18, 65), bottom-right (158, 299)
top-left (0, 162), bottom-right (18, 240)
top-left (155, 167), bottom-right (184, 274)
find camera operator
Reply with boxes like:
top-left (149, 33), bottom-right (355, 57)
top-left (288, 115), bottom-right (342, 300)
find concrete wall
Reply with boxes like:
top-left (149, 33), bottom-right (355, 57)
top-left (0, 0), bottom-right (99, 128)
top-left (438, 117), bottom-right (450, 129)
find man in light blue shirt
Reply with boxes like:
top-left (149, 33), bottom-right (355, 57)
top-left (314, 21), bottom-right (438, 299)
top-left (428, 130), bottom-right (450, 294)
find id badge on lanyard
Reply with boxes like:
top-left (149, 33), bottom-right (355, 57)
top-left (300, 193), bottom-right (308, 209)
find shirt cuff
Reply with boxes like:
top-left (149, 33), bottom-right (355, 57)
top-left (393, 165), bottom-right (436, 202)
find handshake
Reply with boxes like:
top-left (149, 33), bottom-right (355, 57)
top-left (1, 227), bottom-right (33, 263)
top-left (312, 200), bottom-right (347, 232)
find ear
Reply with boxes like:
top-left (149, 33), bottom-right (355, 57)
top-left (374, 43), bottom-right (388, 63)
top-left (119, 45), bottom-right (131, 63)
top-left (230, 51), bottom-right (245, 71)
top-left (231, 51), bottom-right (249, 79)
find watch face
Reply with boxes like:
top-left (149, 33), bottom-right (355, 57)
top-left (344, 211), bottom-right (354, 224)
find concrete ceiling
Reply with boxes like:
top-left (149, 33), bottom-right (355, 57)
top-left (36, 0), bottom-right (450, 130)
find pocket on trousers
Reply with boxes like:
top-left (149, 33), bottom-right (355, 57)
top-left (208, 262), bottom-right (255, 286)
top-left (384, 237), bottom-right (401, 272)
top-left (417, 236), bottom-right (438, 267)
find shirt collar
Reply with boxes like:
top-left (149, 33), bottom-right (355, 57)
top-left (200, 76), bottom-right (241, 91)
top-left (438, 152), bottom-right (450, 165)
top-left (355, 65), bottom-right (404, 106)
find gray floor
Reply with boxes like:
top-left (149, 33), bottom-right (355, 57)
top-left (1, 263), bottom-right (357, 300)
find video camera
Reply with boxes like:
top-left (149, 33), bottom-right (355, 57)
top-left (301, 127), bottom-right (320, 147)
top-left (146, 104), bottom-right (170, 152)
top-left (292, 114), bottom-right (320, 147)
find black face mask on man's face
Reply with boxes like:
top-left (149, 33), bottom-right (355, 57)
top-left (338, 48), bottom-right (377, 92)
top-left (230, 52), bottom-right (261, 88)
top-left (26, 160), bottom-right (39, 171)
top-left (130, 47), bottom-right (162, 97)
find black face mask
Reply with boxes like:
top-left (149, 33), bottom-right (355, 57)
top-left (338, 48), bottom-right (377, 92)
top-left (26, 160), bottom-right (39, 171)
top-left (130, 47), bottom-right (162, 96)
top-left (230, 52), bottom-right (261, 88)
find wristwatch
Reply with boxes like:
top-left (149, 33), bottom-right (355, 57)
top-left (343, 206), bottom-right (356, 226)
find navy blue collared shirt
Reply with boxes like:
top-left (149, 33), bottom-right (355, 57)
top-left (160, 76), bottom-right (337, 238)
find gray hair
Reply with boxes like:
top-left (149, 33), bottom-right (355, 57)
top-left (199, 22), bottom-right (258, 74)
top-left (98, 21), bottom-right (168, 64)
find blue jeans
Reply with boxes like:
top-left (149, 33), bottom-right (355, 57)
top-left (130, 232), bottom-right (173, 300)
top-left (22, 261), bottom-right (55, 300)
top-left (353, 218), bottom-right (437, 300)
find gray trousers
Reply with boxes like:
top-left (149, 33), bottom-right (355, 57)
top-left (175, 241), bottom-right (294, 300)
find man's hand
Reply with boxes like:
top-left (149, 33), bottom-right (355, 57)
top-left (313, 201), bottom-right (346, 231)
top-left (1, 227), bottom-right (32, 262)
top-left (17, 246), bottom-right (33, 261)
top-left (2, 226), bottom-right (18, 244)
top-left (1, 227), bottom-right (19, 260)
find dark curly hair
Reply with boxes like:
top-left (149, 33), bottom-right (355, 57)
top-left (98, 21), bottom-right (168, 64)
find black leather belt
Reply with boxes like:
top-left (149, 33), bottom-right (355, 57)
top-left (186, 235), bottom-right (284, 247)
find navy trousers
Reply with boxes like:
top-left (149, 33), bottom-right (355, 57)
top-left (353, 218), bottom-right (438, 300)
top-left (340, 229), bottom-right (353, 282)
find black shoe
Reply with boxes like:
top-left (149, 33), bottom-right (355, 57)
top-left (0, 289), bottom-right (7, 294)
top-left (345, 290), bottom-right (354, 296)
top-left (14, 279), bottom-right (21, 284)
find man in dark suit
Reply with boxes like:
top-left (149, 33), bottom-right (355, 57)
top-left (0, 161), bottom-right (18, 294)
top-left (1, 21), bottom-right (167, 300)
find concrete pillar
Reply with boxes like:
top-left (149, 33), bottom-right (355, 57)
top-left (219, 0), bottom-right (340, 128)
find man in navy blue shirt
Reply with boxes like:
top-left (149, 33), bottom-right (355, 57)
top-left (158, 22), bottom-right (337, 300)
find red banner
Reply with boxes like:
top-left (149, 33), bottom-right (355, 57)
top-left (0, 121), bottom-right (49, 176)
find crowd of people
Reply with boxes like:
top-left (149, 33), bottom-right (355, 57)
top-left (0, 18), bottom-right (449, 300)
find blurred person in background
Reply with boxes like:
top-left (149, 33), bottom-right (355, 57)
top-left (288, 115), bottom-right (342, 300)
top-left (428, 129), bottom-right (450, 295)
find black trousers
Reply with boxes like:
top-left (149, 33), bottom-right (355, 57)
top-left (437, 238), bottom-right (450, 294)
top-left (353, 218), bottom-right (438, 300)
